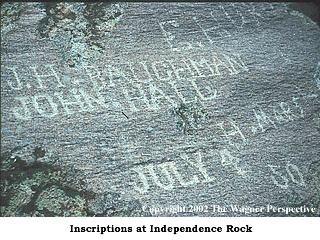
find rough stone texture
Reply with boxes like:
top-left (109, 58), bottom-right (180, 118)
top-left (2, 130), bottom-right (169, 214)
top-left (1, 2), bottom-right (320, 216)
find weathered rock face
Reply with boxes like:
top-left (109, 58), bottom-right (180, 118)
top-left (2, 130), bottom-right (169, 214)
top-left (1, 2), bottom-right (319, 216)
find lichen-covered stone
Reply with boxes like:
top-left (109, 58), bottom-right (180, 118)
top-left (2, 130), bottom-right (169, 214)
top-left (87, 192), bottom-right (151, 217)
top-left (1, 2), bottom-right (24, 36)
top-left (172, 101), bottom-right (208, 134)
top-left (0, 146), bottom-right (93, 216)
top-left (37, 3), bottom-right (125, 68)
top-left (34, 186), bottom-right (87, 216)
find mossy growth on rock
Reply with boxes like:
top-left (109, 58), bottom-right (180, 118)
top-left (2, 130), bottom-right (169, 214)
top-left (0, 145), bottom-right (95, 216)
top-left (37, 2), bottom-right (125, 68)
top-left (1, 2), bottom-right (25, 36)
top-left (1, 145), bottom-right (150, 217)
top-left (172, 100), bottom-right (208, 134)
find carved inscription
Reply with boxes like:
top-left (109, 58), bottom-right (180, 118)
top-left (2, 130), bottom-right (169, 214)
top-left (158, 3), bottom-right (277, 52)
top-left (129, 91), bottom-right (317, 194)
top-left (131, 150), bottom-right (237, 194)
top-left (250, 96), bottom-right (310, 134)
top-left (268, 162), bottom-right (306, 190)
top-left (4, 52), bottom-right (249, 120)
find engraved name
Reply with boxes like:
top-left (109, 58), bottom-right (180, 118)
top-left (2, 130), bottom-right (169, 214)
top-left (127, 92), bottom-right (317, 193)
top-left (4, 51), bottom-right (249, 120)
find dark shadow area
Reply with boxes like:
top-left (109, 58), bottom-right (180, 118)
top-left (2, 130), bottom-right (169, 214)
top-left (289, 2), bottom-right (320, 26)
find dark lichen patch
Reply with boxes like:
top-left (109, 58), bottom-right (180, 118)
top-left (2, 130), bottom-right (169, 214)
top-left (37, 3), bottom-right (125, 68)
top-left (31, 186), bottom-right (88, 217)
top-left (1, 2), bottom-right (25, 36)
top-left (37, 3), bottom-right (77, 38)
top-left (84, 3), bottom-right (123, 37)
top-left (33, 147), bottom-right (46, 159)
top-left (172, 101), bottom-right (208, 134)
top-left (0, 145), bottom-right (95, 216)
top-left (4, 144), bottom-right (46, 164)
top-left (87, 192), bottom-right (151, 217)
top-left (1, 145), bottom-right (148, 217)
